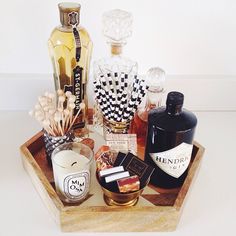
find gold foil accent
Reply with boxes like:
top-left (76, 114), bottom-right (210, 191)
top-left (103, 117), bottom-right (130, 135)
top-left (103, 194), bottom-right (139, 206)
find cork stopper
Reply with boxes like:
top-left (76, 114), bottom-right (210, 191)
top-left (111, 44), bottom-right (123, 55)
top-left (58, 2), bottom-right (81, 27)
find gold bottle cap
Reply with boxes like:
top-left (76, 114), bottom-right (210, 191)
top-left (58, 2), bottom-right (81, 26)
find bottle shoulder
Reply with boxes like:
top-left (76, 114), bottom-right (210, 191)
top-left (93, 56), bottom-right (138, 75)
top-left (48, 25), bottom-right (92, 48)
top-left (94, 56), bottom-right (137, 67)
top-left (50, 24), bottom-right (90, 33)
top-left (148, 107), bottom-right (197, 132)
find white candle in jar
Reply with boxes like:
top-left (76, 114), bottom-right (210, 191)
top-left (52, 149), bottom-right (91, 203)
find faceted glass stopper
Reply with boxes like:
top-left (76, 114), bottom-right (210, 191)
top-left (102, 9), bottom-right (133, 44)
top-left (146, 67), bottom-right (166, 92)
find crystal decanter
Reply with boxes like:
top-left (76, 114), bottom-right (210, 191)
top-left (93, 9), bottom-right (138, 135)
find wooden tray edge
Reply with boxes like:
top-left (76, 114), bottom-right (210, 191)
top-left (20, 133), bottom-right (205, 213)
top-left (20, 132), bottom-right (205, 232)
top-left (20, 135), bottom-right (64, 223)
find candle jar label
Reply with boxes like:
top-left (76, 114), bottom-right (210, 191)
top-left (63, 171), bottom-right (90, 201)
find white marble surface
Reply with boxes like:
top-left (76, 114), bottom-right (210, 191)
top-left (0, 111), bottom-right (236, 235)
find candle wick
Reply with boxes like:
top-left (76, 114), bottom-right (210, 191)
top-left (71, 162), bottom-right (77, 166)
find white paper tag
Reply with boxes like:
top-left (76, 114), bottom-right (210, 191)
top-left (106, 134), bottom-right (137, 154)
top-left (63, 171), bottom-right (90, 200)
top-left (150, 143), bottom-right (193, 178)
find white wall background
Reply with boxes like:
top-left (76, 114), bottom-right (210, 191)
top-left (0, 0), bottom-right (236, 111)
top-left (0, 0), bottom-right (236, 75)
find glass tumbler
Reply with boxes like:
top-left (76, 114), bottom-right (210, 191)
top-left (103, 117), bottom-right (131, 140)
top-left (52, 142), bottom-right (93, 203)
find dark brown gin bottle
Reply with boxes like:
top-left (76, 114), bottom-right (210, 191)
top-left (144, 91), bottom-right (197, 189)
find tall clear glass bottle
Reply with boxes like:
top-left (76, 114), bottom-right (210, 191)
top-left (130, 67), bottom-right (165, 153)
top-left (48, 2), bottom-right (92, 137)
top-left (93, 9), bottom-right (138, 135)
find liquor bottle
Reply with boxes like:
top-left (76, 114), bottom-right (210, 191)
top-left (144, 91), bottom-right (197, 190)
top-left (48, 2), bottom-right (92, 136)
top-left (93, 9), bottom-right (138, 134)
top-left (130, 67), bottom-right (165, 150)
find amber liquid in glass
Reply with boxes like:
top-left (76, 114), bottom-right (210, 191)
top-left (130, 102), bottom-right (157, 158)
top-left (131, 112), bottom-right (148, 146)
top-left (48, 26), bottom-right (92, 136)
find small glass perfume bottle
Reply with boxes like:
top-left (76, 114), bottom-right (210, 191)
top-left (48, 2), bottom-right (93, 137)
top-left (93, 9), bottom-right (138, 135)
top-left (130, 67), bottom-right (165, 149)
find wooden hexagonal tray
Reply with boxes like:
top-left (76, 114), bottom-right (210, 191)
top-left (20, 130), bottom-right (204, 232)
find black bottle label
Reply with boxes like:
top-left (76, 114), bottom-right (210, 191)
top-left (73, 65), bottom-right (83, 115)
top-left (68, 12), bottom-right (81, 62)
top-left (63, 65), bottom-right (83, 116)
top-left (149, 142), bottom-right (193, 178)
top-left (72, 27), bottom-right (81, 62)
top-left (73, 65), bottom-right (85, 129)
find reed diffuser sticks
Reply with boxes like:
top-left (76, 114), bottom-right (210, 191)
top-left (29, 90), bottom-right (85, 136)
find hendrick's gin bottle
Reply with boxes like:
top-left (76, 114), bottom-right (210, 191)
top-left (144, 91), bottom-right (197, 189)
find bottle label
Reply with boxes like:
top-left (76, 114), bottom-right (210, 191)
top-left (149, 142), bottom-right (193, 178)
top-left (68, 11), bottom-right (83, 114)
top-left (105, 134), bottom-right (137, 154)
top-left (63, 171), bottom-right (90, 201)
top-left (73, 65), bottom-right (83, 114)
top-left (68, 12), bottom-right (81, 62)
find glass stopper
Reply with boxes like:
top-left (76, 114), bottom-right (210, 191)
top-left (146, 67), bottom-right (166, 92)
top-left (102, 9), bottom-right (133, 45)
